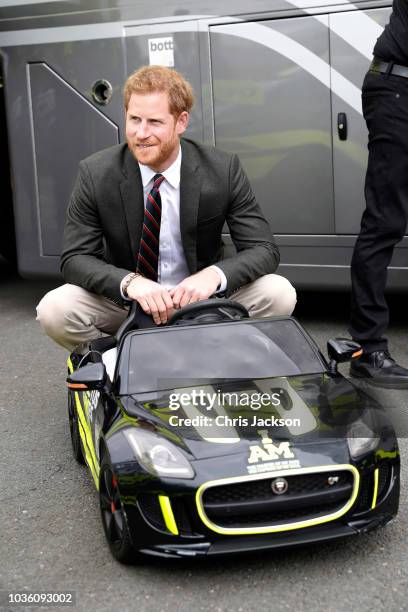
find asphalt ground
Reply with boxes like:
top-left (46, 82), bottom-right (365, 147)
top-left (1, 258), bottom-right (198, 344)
top-left (0, 260), bottom-right (407, 612)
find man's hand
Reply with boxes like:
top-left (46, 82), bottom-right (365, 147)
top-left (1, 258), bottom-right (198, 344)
top-left (170, 268), bottom-right (221, 309)
top-left (126, 276), bottom-right (174, 325)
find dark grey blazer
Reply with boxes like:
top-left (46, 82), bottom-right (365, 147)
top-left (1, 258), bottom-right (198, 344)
top-left (60, 138), bottom-right (279, 302)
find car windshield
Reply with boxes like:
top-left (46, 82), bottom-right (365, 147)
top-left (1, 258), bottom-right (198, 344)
top-left (118, 318), bottom-right (325, 394)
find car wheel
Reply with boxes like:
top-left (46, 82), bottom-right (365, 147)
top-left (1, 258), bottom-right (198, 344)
top-left (68, 390), bottom-right (85, 464)
top-left (99, 455), bottom-right (137, 564)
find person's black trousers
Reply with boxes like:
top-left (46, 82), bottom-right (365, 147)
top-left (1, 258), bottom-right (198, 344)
top-left (349, 69), bottom-right (408, 352)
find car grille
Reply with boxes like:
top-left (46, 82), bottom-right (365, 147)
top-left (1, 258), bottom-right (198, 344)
top-left (354, 462), bottom-right (391, 514)
top-left (353, 474), bottom-right (372, 513)
top-left (137, 493), bottom-right (166, 532)
top-left (377, 462), bottom-right (391, 498)
top-left (137, 493), bottom-right (194, 536)
top-left (197, 467), bottom-right (357, 534)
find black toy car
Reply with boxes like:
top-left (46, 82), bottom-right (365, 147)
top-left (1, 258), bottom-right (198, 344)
top-left (67, 299), bottom-right (400, 563)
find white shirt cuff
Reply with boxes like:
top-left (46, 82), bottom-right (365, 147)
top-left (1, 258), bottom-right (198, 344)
top-left (210, 265), bottom-right (227, 293)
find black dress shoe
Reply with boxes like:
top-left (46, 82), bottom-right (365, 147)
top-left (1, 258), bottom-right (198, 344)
top-left (350, 350), bottom-right (408, 389)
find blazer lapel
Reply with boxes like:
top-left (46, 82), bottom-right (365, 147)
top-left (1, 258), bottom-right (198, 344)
top-left (120, 148), bottom-right (144, 265)
top-left (180, 140), bottom-right (200, 273)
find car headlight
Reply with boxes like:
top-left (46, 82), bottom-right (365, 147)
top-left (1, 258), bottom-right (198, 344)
top-left (347, 420), bottom-right (379, 458)
top-left (123, 428), bottom-right (195, 479)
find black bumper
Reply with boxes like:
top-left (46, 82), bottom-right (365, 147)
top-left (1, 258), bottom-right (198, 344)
top-left (136, 513), bottom-right (395, 559)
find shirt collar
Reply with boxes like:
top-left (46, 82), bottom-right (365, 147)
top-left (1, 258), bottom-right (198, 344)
top-left (138, 145), bottom-right (182, 189)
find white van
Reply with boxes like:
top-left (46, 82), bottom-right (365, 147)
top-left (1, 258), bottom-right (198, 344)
top-left (1, 0), bottom-right (400, 289)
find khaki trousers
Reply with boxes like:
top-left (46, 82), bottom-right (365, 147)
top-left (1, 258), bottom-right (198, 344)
top-left (36, 274), bottom-right (297, 353)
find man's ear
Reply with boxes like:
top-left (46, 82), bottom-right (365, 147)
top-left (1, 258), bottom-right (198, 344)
top-left (176, 111), bottom-right (189, 135)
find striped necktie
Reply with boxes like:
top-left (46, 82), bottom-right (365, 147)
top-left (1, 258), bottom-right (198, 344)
top-left (136, 173), bottom-right (165, 281)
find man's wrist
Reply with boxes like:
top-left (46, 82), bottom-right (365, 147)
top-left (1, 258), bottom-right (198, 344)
top-left (210, 265), bottom-right (227, 293)
top-left (121, 272), bottom-right (141, 300)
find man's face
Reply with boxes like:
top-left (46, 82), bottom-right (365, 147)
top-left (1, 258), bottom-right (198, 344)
top-left (125, 91), bottom-right (189, 171)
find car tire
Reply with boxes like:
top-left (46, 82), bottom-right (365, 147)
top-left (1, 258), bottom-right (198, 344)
top-left (99, 454), bottom-right (138, 564)
top-left (68, 390), bottom-right (85, 464)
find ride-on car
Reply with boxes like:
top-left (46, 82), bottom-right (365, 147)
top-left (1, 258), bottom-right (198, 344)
top-left (67, 299), bottom-right (400, 563)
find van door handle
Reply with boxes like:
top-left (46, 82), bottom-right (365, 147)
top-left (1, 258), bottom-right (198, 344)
top-left (337, 112), bottom-right (347, 140)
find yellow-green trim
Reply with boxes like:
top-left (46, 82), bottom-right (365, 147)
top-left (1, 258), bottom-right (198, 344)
top-left (371, 468), bottom-right (379, 510)
top-left (376, 449), bottom-right (398, 460)
top-left (67, 357), bottom-right (100, 491)
top-left (73, 390), bottom-right (100, 488)
top-left (67, 357), bottom-right (74, 374)
top-left (158, 495), bottom-right (179, 535)
top-left (195, 464), bottom-right (360, 536)
top-left (68, 358), bottom-right (100, 488)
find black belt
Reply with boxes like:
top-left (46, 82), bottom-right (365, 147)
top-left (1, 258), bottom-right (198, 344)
top-left (370, 57), bottom-right (408, 78)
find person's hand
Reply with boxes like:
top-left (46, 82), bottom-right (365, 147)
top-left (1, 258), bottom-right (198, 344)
top-left (170, 268), bottom-right (221, 309)
top-left (126, 276), bottom-right (174, 325)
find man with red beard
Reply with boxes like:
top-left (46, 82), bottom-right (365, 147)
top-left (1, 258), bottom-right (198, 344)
top-left (37, 66), bottom-right (296, 352)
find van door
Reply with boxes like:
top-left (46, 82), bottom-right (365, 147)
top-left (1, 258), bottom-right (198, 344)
top-left (210, 15), bottom-right (334, 235)
top-left (3, 36), bottom-right (123, 277)
top-left (329, 7), bottom-right (392, 234)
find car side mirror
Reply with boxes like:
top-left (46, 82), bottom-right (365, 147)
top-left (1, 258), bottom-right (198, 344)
top-left (67, 362), bottom-right (107, 391)
top-left (327, 338), bottom-right (362, 373)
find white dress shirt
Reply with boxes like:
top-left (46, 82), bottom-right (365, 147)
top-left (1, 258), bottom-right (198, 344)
top-left (121, 145), bottom-right (227, 296)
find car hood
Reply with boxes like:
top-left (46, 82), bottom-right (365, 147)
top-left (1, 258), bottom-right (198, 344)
top-left (121, 373), bottom-right (390, 461)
